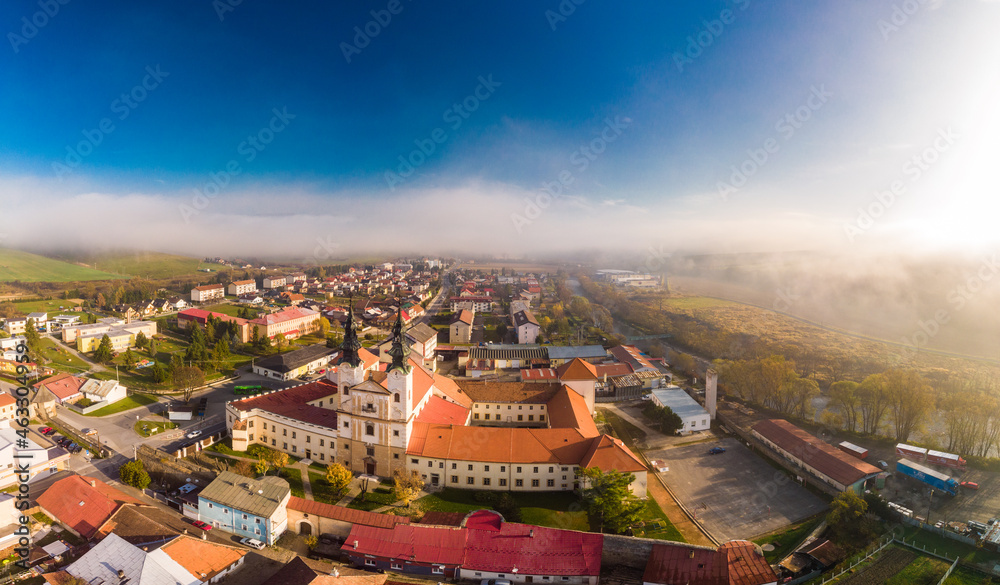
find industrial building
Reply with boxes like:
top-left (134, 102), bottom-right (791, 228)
top-left (650, 387), bottom-right (711, 434)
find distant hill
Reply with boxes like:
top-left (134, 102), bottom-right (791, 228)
top-left (0, 249), bottom-right (124, 282)
top-left (55, 251), bottom-right (229, 280)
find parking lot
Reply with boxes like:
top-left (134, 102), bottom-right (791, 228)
top-left (648, 436), bottom-right (827, 542)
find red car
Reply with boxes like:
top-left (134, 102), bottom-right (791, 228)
top-left (40, 427), bottom-right (53, 435)
top-left (192, 521), bottom-right (212, 531)
top-left (961, 481), bottom-right (980, 490)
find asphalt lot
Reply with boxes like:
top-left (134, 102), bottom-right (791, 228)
top-left (648, 436), bottom-right (827, 542)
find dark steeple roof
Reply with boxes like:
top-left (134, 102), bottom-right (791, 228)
top-left (341, 297), bottom-right (362, 367)
top-left (387, 303), bottom-right (411, 373)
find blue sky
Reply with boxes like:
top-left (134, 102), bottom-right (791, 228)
top-left (1, 0), bottom-right (998, 258)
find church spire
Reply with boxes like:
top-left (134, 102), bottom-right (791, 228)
top-left (340, 296), bottom-right (362, 368)
top-left (387, 302), bottom-right (411, 372)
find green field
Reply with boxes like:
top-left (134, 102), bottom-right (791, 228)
top-left (4, 298), bottom-right (85, 316)
top-left (64, 251), bottom-right (227, 279)
top-left (348, 481), bottom-right (398, 511)
top-left (37, 337), bottom-right (91, 373)
top-left (282, 467), bottom-right (305, 498)
top-left (84, 393), bottom-right (158, 416)
top-left (0, 249), bottom-right (123, 282)
top-left (203, 304), bottom-right (252, 318)
top-left (309, 471), bottom-right (347, 505)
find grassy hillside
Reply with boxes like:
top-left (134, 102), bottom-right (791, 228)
top-left (66, 251), bottom-right (225, 279)
top-left (0, 249), bottom-right (123, 282)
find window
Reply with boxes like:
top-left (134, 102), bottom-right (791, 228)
top-left (306, 435), bottom-right (310, 443)
top-left (262, 423), bottom-right (267, 430)
top-left (562, 475), bottom-right (567, 480)
top-left (484, 465), bottom-right (490, 472)
top-left (283, 443), bottom-right (288, 450)
top-left (207, 503), bottom-right (213, 508)
top-left (528, 415), bottom-right (534, 421)
top-left (516, 466), bottom-right (522, 473)
top-left (292, 445), bottom-right (297, 453)
top-left (365, 423), bottom-right (374, 436)
top-left (467, 477), bottom-right (475, 485)
top-left (393, 453), bottom-right (399, 459)
top-left (248, 434), bottom-right (254, 441)
top-left (547, 479), bottom-right (555, 487)
top-left (451, 475), bottom-right (459, 483)
top-left (320, 439), bottom-right (324, 447)
top-left (292, 431), bottom-right (296, 439)
top-left (318, 401), bottom-right (323, 406)
top-left (540, 415), bottom-right (545, 422)
top-left (242, 513), bottom-right (248, 519)
top-left (255, 528), bottom-right (260, 535)
top-left (344, 388), bottom-right (349, 395)
top-left (519, 405), bottom-right (523, 410)
top-left (366, 447), bottom-right (375, 456)
top-left (320, 453), bottom-right (325, 460)
top-left (412, 458), bottom-right (419, 464)
top-left (515, 479), bottom-right (523, 487)
top-left (393, 430), bottom-right (399, 437)
top-left (468, 464), bottom-right (474, 471)
top-left (283, 429), bottom-right (287, 436)
top-left (499, 478), bottom-right (507, 486)
top-left (432, 567), bottom-right (444, 575)
top-left (486, 405), bottom-right (490, 409)
top-left (428, 461), bottom-right (433, 468)
top-left (474, 413), bottom-right (480, 420)
top-left (549, 467), bottom-right (554, 473)
top-left (517, 415), bottom-right (523, 421)
top-left (439, 462), bottom-right (444, 468)
top-left (562, 467), bottom-right (568, 471)
top-left (272, 439), bottom-right (276, 446)
top-left (483, 478), bottom-right (491, 486)
top-left (365, 560), bottom-right (376, 567)
top-left (242, 524), bottom-right (248, 530)
top-left (452, 463), bottom-right (457, 470)
top-left (343, 421), bottom-right (349, 428)
top-left (507, 405), bottom-right (511, 409)
top-left (533, 467), bottom-right (539, 473)
top-left (248, 420), bottom-right (254, 428)
top-left (530, 405), bottom-right (534, 410)
top-left (394, 393), bottom-right (400, 403)
top-left (391, 563), bottom-right (402, 570)
top-left (532, 479), bottom-right (540, 487)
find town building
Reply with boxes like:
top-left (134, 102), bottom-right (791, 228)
top-left (450, 310), bottom-right (474, 344)
top-left (752, 419), bottom-right (881, 494)
top-left (344, 509), bottom-right (602, 584)
top-left (75, 320), bottom-right (157, 353)
top-left (35, 475), bottom-right (142, 539)
top-left (228, 279), bottom-right (258, 296)
top-left (466, 345), bottom-right (548, 377)
top-left (177, 308), bottom-right (251, 343)
top-left (42, 532), bottom-right (247, 585)
top-left (191, 283), bottom-right (226, 303)
top-left (263, 275), bottom-right (287, 289)
top-left (197, 471), bottom-right (291, 545)
top-left (3, 317), bottom-right (26, 335)
top-left (286, 496), bottom-right (410, 538)
top-left (250, 306), bottom-right (320, 340)
top-left (547, 345), bottom-right (609, 366)
top-left (610, 345), bottom-right (659, 373)
top-left (32, 372), bottom-right (86, 404)
top-left (513, 310), bottom-right (540, 344)
top-left (79, 378), bottom-right (127, 405)
top-left (27, 312), bottom-right (48, 331)
top-left (650, 387), bottom-right (711, 434)
top-left (252, 344), bottom-right (337, 381)
top-left (449, 296), bottom-right (495, 312)
top-left (643, 540), bottom-right (777, 585)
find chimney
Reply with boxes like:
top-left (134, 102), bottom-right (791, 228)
top-left (90, 480), bottom-right (97, 488)
top-left (529, 529), bottom-right (534, 538)
top-left (117, 570), bottom-right (125, 579)
top-left (689, 550), bottom-right (695, 559)
top-left (353, 540), bottom-right (359, 549)
top-left (705, 368), bottom-right (718, 420)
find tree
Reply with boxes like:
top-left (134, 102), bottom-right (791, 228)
top-left (576, 467), bottom-right (645, 534)
top-left (0, 302), bottom-right (17, 319)
top-left (827, 491), bottom-right (877, 549)
top-left (93, 334), bottom-right (114, 363)
top-left (150, 362), bottom-right (169, 383)
top-left (318, 317), bottom-right (331, 337)
top-left (123, 348), bottom-right (137, 368)
top-left (119, 459), bottom-right (151, 489)
top-left (135, 331), bottom-right (148, 349)
top-left (251, 324), bottom-right (260, 346)
top-left (642, 402), bottom-right (684, 435)
top-left (23, 318), bottom-right (44, 363)
top-left (392, 468), bottom-right (425, 508)
top-left (325, 463), bottom-right (353, 497)
top-left (213, 337), bottom-right (231, 367)
top-left (254, 457), bottom-right (270, 476)
top-left (96, 292), bottom-right (107, 309)
top-left (828, 381), bottom-right (860, 432)
top-left (173, 366), bottom-right (205, 402)
top-left (147, 337), bottom-right (158, 358)
top-left (857, 373), bottom-right (890, 435)
top-left (268, 450), bottom-right (289, 473)
top-left (884, 369), bottom-right (934, 442)
top-left (233, 459), bottom-right (255, 478)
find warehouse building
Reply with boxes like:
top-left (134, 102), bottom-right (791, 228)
top-left (650, 387), bottom-right (710, 434)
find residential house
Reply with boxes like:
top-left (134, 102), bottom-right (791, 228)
top-left (252, 344), bottom-right (337, 381)
top-left (280, 292), bottom-right (306, 305)
top-left (177, 308), bottom-right (251, 343)
top-left (228, 280), bottom-right (258, 296)
top-left (27, 312), bottom-right (49, 331)
top-left (33, 373), bottom-right (86, 404)
top-left (48, 315), bottom-right (80, 331)
top-left (0, 419), bottom-right (69, 488)
top-left (263, 275), bottom-right (287, 289)
top-left (3, 317), bottom-right (26, 335)
top-left (513, 310), bottom-right (540, 344)
top-left (0, 394), bottom-right (15, 423)
top-left (197, 471), bottom-right (291, 545)
top-left (250, 306), bottom-right (320, 340)
top-left (35, 474), bottom-right (144, 539)
top-left (465, 345), bottom-right (548, 377)
top-left (191, 284), bottom-right (226, 303)
top-left (42, 532), bottom-right (247, 585)
top-left (76, 321), bottom-right (157, 353)
top-left (450, 310), bottom-right (474, 344)
top-left (509, 299), bottom-right (530, 317)
top-left (239, 293), bottom-right (265, 305)
top-left (168, 296), bottom-right (189, 310)
top-left (261, 557), bottom-right (388, 585)
top-left (449, 296), bottom-right (494, 312)
top-left (79, 378), bottom-right (127, 405)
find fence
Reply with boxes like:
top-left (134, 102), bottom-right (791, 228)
top-left (819, 536), bottom-right (894, 583)
top-left (937, 558), bottom-right (959, 585)
top-left (899, 515), bottom-right (977, 547)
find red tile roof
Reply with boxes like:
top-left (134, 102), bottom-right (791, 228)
top-left (610, 345), bottom-right (657, 371)
top-left (418, 512), bottom-right (467, 527)
top-left (287, 497), bottom-right (410, 529)
top-left (455, 381), bottom-right (561, 404)
top-left (36, 475), bottom-right (143, 539)
top-left (546, 386), bottom-right (599, 438)
top-left (752, 419), bottom-right (880, 487)
top-left (432, 374), bottom-right (473, 409)
top-left (407, 424), bottom-right (594, 464)
top-left (453, 310), bottom-right (474, 325)
top-left (344, 524), bottom-right (467, 567)
top-left (34, 372), bottom-right (86, 401)
top-left (595, 363), bottom-right (633, 378)
top-left (178, 308), bottom-right (249, 326)
top-left (722, 541), bottom-right (778, 585)
top-left (194, 284), bottom-right (224, 291)
top-left (520, 368), bottom-right (557, 381)
top-left (556, 358), bottom-right (599, 381)
top-left (580, 435), bottom-right (646, 473)
top-left (230, 379), bottom-right (339, 413)
top-left (415, 395), bottom-right (470, 425)
top-left (0, 394), bottom-right (15, 407)
top-left (463, 511), bottom-right (603, 576)
top-left (643, 543), bottom-right (727, 585)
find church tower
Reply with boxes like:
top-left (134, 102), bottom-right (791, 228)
top-left (386, 304), bottom-right (414, 420)
top-left (336, 297), bottom-right (366, 391)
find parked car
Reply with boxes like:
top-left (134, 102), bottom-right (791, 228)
top-left (39, 427), bottom-right (52, 434)
top-left (482, 580), bottom-right (512, 585)
top-left (192, 521), bottom-right (212, 531)
top-left (708, 447), bottom-right (726, 455)
top-left (186, 430), bottom-right (203, 439)
top-left (67, 442), bottom-right (77, 452)
top-left (44, 428), bottom-right (56, 435)
top-left (239, 537), bottom-right (265, 550)
top-left (72, 445), bottom-right (83, 454)
top-left (961, 481), bottom-right (980, 490)
top-left (877, 460), bottom-right (889, 470)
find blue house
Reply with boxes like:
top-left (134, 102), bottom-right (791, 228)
top-left (197, 471), bottom-right (291, 545)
